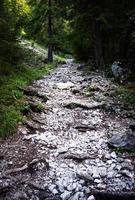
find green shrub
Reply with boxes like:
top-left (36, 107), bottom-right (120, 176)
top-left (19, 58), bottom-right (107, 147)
top-left (115, 87), bottom-right (135, 105)
top-left (0, 63), bottom-right (54, 137)
top-left (0, 106), bottom-right (21, 137)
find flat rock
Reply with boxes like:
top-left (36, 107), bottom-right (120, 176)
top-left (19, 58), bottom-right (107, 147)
top-left (77, 172), bottom-right (93, 182)
top-left (74, 125), bottom-right (96, 132)
top-left (108, 133), bottom-right (135, 151)
top-left (111, 152), bottom-right (117, 159)
top-left (19, 86), bottom-right (49, 102)
top-left (61, 152), bottom-right (95, 161)
top-left (69, 192), bottom-right (80, 200)
top-left (121, 170), bottom-right (133, 178)
top-left (98, 167), bottom-right (107, 178)
top-left (67, 183), bottom-right (76, 191)
top-left (64, 100), bottom-right (105, 110)
top-left (60, 191), bottom-right (72, 200)
top-left (24, 120), bottom-right (45, 133)
top-left (12, 191), bottom-right (29, 200)
top-left (56, 82), bottom-right (74, 90)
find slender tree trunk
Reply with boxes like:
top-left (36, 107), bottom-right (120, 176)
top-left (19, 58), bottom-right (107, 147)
top-left (48, 0), bottom-right (53, 62)
top-left (0, 0), bottom-right (4, 16)
top-left (121, 25), bottom-right (131, 63)
top-left (92, 20), bottom-right (104, 68)
top-left (94, 33), bottom-right (104, 68)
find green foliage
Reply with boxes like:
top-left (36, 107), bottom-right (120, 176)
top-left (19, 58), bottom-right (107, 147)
top-left (21, 101), bottom-right (44, 114)
top-left (4, 0), bottom-right (30, 35)
top-left (34, 102), bottom-right (44, 112)
top-left (71, 0), bottom-right (135, 71)
top-left (0, 62), bottom-right (54, 137)
top-left (26, 0), bottom-right (73, 54)
top-left (109, 146), bottom-right (134, 154)
top-left (0, 0), bottom-right (30, 65)
top-left (0, 106), bottom-right (22, 137)
top-left (55, 52), bottom-right (67, 63)
top-left (85, 84), bottom-right (99, 94)
top-left (115, 87), bottom-right (135, 105)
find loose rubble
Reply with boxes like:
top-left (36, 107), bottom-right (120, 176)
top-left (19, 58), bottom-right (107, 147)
top-left (0, 59), bottom-right (135, 199)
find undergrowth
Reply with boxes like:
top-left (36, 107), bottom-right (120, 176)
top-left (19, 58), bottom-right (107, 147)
top-left (0, 63), bottom-right (54, 138)
top-left (115, 86), bottom-right (135, 105)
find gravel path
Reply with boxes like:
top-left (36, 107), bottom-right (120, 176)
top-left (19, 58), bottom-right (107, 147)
top-left (0, 60), bottom-right (135, 200)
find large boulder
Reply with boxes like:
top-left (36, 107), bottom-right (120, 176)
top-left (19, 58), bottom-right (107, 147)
top-left (111, 61), bottom-right (131, 81)
top-left (108, 132), bottom-right (135, 151)
top-left (111, 61), bottom-right (124, 78)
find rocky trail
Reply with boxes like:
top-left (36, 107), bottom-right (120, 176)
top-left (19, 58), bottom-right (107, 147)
top-left (0, 60), bottom-right (135, 200)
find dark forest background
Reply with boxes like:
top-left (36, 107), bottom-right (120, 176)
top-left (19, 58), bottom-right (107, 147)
top-left (0, 0), bottom-right (135, 69)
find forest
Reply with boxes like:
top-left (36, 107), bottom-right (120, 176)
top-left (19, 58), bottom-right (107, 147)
top-left (0, 0), bottom-right (135, 199)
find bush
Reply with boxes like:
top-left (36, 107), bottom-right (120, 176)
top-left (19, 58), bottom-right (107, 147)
top-left (0, 62), bottom-right (54, 137)
top-left (0, 106), bottom-right (21, 137)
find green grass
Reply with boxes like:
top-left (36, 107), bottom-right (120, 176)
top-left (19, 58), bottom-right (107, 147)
top-left (109, 145), bottom-right (135, 154)
top-left (55, 53), bottom-right (67, 63)
top-left (21, 101), bottom-right (45, 114)
top-left (0, 63), bottom-right (54, 137)
top-left (114, 86), bottom-right (135, 105)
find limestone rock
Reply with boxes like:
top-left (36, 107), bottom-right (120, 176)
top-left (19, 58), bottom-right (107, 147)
top-left (87, 195), bottom-right (96, 200)
top-left (56, 82), bottom-right (74, 90)
top-left (108, 133), bottom-right (135, 151)
top-left (60, 191), bottom-right (72, 200)
top-left (64, 100), bottom-right (105, 110)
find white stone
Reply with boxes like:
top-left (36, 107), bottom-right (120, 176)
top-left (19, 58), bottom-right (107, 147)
top-left (111, 152), bottom-right (117, 159)
top-left (94, 179), bottom-right (102, 184)
top-left (79, 192), bottom-right (84, 197)
top-left (79, 179), bottom-right (85, 185)
top-left (68, 163), bottom-right (75, 168)
top-left (8, 161), bottom-right (13, 165)
top-left (99, 167), bottom-right (107, 178)
top-left (84, 187), bottom-right (90, 194)
top-left (115, 174), bottom-right (121, 178)
top-left (95, 158), bottom-right (100, 163)
top-left (57, 82), bottom-right (74, 90)
top-left (67, 183), bottom-right (76, 191)
top-left (105, 154), bottom-right (111, 159)
top-left (80, 198), bottom-right (87, 200)
top-left (60, 163), bottom-right (67, 168)
top-left (121, 162), bottom-right (134, 171)
top-left (49, 171), bottom-right (55, 177)
top-left (60, 191), bottom-right (72, 200)
top-left (59, 185), bottom-right (65, 193)
top-left (52, 189), bottom-right (58, 195)
top-left (107, 160), bottom-right (113, 165)
top-left (110, 163), bottom-right (116, 169)
top-left (77, 184), bottom-right (83, 191)
top-left (62, 179), bottom-right (69, 188)
top-left (69, 192), bottom-right (80, 200)
top-left (48, 184), bottom-right (56, 192)
top-left (121, 170), bottom-right (133, 178)
top-left (87, 195), bottom-right (96, 200)
top-left (107, 171), bottom-right (115, 178)
top-left (93, 172), bottom-right (100, 179)
top-left (97, 183), bottom-right (106, 189)
top-left (58, 147), bottom-right (69, 154)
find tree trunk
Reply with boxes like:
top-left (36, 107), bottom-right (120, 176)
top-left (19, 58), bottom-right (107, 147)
top-left (92, 21), bottom-right (104, 68)
top-left (48, 0), bottom-right (53, 62)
